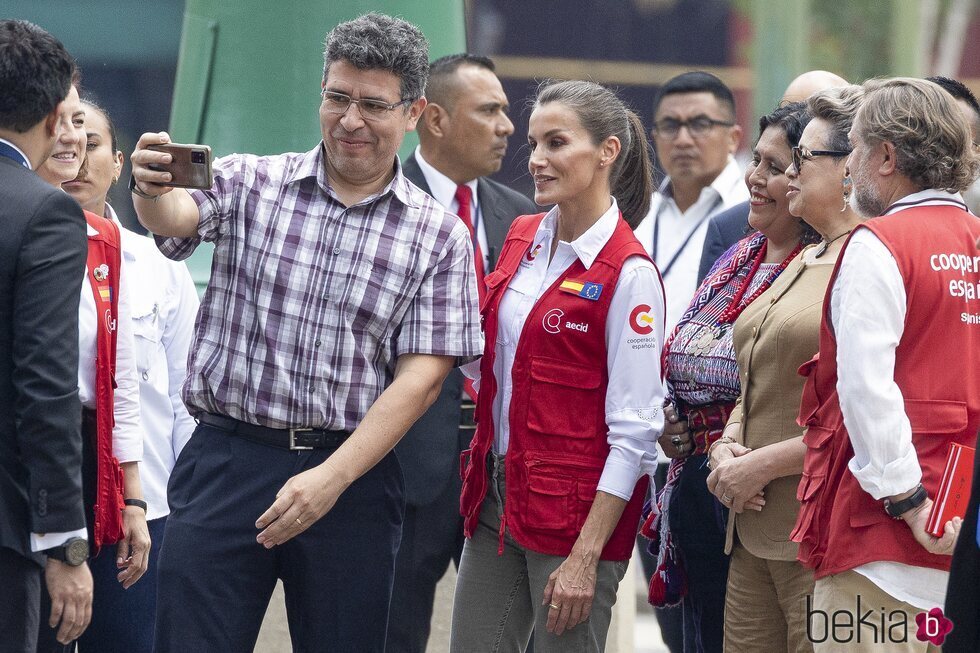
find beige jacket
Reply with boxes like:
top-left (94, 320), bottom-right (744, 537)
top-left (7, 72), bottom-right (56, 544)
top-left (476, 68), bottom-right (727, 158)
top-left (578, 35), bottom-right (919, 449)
top-left (723, 241), bottom-right (843, 560)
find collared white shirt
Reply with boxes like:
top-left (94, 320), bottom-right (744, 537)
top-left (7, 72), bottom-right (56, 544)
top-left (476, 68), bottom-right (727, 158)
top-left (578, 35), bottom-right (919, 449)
top-left (486, 200), bottom-right (665, 499)
top-left (32, 209), bottom-right (143, 551)
top-left (832, 188), bottom-right (969, 610)
top-left (111, 206), bottom-right (199, 520)
top-left (413, 146), bottom-right (490, 271)
top-left (635, 157), bottom-right (749, 334)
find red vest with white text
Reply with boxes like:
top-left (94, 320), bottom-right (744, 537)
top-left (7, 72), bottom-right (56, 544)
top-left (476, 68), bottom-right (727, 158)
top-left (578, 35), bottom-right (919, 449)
top-left (84, 211), bottom-right (126, 550)
top-left (792, 203), bottom-right (980, 578)
top-left (459, 212), bottom-right (652, 561)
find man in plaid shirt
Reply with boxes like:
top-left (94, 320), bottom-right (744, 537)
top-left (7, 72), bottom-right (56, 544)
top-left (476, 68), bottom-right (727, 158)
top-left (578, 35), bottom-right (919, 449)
top-left (130, 13), bottom-right (481, 652)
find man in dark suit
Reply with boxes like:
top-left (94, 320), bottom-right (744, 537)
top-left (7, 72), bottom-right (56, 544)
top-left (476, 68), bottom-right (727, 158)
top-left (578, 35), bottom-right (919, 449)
top-left (390, 53), bottom-right (537, 653)
top-left (697, 200), bottom-right (749, 283)
top-left (0, 19), bottom-right (93, 651)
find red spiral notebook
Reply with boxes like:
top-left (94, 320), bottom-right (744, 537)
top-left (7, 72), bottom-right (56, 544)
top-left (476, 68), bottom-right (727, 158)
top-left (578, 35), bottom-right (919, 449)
top-left (926, 442), bottom-right (975, 537)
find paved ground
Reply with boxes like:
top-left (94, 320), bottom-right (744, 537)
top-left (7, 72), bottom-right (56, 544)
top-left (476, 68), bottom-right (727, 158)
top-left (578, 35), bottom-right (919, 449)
top-left (255, 554), bottom-right (670, 652)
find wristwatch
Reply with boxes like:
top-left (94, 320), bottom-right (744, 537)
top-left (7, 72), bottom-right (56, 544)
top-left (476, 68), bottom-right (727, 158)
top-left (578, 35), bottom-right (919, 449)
top-left (883, 483), bottom-right (928, 518)
top-left (43, 537), bottom-right (90, 566)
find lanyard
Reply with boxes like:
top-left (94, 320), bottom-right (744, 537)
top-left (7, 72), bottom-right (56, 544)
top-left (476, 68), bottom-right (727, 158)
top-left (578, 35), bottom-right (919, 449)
top-left (652, 193), bottom-right (724, 277)
top-left (0, 141), bottom-right (30, 168)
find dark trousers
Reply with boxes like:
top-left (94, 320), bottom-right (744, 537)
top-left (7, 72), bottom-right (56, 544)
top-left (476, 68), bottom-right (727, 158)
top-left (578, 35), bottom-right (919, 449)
top-left (73, 515), bottom-right (167, 652)
top-left (152, 424), bottom-right (404, 653)
top-left (387, 468), bottom-right (464, 653)
top-left (669, 455), bottom-right (729, 653)
top-left (0, 547), bottom-right (41, 653)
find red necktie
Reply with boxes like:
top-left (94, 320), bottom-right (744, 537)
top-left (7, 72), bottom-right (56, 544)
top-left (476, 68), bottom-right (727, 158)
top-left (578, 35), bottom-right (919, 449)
top-left (454, 184), bottom-right (486, 304)
top-left (455, 184), bottom-right (484, 403)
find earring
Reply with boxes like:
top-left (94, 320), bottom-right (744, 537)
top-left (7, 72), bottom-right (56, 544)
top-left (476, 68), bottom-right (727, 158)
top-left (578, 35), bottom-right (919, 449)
top-left (841, 175), bottom-right (852, 212)
top-left (111, 176), bottom-right (119, 184)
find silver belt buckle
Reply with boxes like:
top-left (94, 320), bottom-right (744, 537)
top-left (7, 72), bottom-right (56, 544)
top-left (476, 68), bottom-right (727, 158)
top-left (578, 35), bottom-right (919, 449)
top-left (289, 427), bottom-right (314, 450)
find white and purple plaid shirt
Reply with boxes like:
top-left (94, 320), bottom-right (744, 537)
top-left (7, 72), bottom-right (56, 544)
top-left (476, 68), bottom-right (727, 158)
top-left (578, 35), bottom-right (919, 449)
top-left (157, 144), bottom-right (482, 430)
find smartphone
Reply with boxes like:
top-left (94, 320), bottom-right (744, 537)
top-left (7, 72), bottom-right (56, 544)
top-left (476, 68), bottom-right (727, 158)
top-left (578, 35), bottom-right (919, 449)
top-left (147, 143), bottom-right (214, 189)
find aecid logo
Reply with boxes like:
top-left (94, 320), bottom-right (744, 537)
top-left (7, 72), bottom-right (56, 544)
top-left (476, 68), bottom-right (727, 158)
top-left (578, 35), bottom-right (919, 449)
top-left (629, 304), bottom-right (654, 335)
top-left (542, 309), bottom-right (564, 334)
top-left (542, 308), bottom-right (590, 334)
top-left (526, 243), bottom-right (543, 261)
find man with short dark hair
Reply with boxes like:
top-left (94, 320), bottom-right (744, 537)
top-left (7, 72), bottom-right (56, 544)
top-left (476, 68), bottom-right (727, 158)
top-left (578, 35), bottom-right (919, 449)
top-left (0, 19), bottom-right (92, 651)
top-left (636, 71), bottom-right (747, 333)
top-left (389, 52), bottom-right (536, 653)
top-left (130, 13), bottom-right (482, 652)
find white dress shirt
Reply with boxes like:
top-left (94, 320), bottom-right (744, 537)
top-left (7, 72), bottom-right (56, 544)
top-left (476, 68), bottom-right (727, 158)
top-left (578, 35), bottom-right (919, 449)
top-left (32, 214), bottom-right (142, 551)
top-left (112, 206), bottom-right (200, 520)
top-left (831, 189), bottom-right (968, 610)
top-left (634, 157), bottom-right (749, 334)
top-left (413, 146), bottom-right (491, 271)
top-left (483, 200), bottom-right (664, 499)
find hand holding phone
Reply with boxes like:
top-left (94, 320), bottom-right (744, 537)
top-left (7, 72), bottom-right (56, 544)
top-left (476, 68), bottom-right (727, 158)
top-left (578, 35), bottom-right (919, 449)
top-left (146, 143), bottom-right (214, 189)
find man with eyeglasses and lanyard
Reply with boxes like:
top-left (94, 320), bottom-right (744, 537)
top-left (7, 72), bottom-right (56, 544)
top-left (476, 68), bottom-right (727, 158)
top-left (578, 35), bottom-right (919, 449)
top-left (129, 13), bottom-right (481, 652)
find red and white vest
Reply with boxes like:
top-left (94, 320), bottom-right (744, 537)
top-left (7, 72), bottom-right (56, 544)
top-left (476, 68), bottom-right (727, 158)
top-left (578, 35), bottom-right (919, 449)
top-left (459, 212), bottom-right (651, 561)
top-left (792, 204), bottom-right (980, 578)
top-left (84, 210), bottom-right (126, 550)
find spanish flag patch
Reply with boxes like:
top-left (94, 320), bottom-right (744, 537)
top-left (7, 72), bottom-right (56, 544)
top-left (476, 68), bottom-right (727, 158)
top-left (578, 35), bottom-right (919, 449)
top-left (99, 286), bottom-right (112, 302)
top-left (559, 279), bottom-right (603, 301)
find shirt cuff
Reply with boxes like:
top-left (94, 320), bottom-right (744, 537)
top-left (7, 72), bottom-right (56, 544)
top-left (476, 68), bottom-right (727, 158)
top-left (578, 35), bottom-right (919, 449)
top-left (31, 528), bottom-right (88, 553)
top-left (848, 449), bottom-right (923, 500)
top-left (597, 455), bottom-right (642, 502)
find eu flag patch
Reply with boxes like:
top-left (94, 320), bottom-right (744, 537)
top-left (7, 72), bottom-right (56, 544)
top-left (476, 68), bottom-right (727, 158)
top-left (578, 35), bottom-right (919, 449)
top-left (559, 279), bottom-right (603, 301)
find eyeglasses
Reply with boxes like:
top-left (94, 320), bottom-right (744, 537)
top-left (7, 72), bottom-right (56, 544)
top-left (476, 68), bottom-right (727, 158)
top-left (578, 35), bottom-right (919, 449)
top-left (791, 145), bottom-right (851, 172)
top-left (652, 116), bottom-right (734, 139)
top-left (320, 90), bottom-right (412, 120)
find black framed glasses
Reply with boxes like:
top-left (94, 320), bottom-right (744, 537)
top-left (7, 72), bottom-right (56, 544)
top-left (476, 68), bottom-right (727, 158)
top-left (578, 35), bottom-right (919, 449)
top-left (320, 90), bottom-right (412, 120)
top-left (791, 145), bottom-right (851, 172)
top-left (652, 116), bottom-right (735, 139)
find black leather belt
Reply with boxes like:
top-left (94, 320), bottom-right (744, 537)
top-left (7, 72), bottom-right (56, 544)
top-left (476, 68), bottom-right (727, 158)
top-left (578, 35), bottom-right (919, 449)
top-left (198, 413), bottom-right (350, 451)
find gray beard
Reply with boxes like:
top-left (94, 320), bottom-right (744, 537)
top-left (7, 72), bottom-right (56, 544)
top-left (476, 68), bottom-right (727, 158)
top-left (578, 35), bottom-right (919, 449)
top-left (851, 183), bottom-right (885, 217)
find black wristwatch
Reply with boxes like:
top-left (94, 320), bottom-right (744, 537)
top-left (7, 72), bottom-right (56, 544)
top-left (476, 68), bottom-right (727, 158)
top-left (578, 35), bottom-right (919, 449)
top-left (883, 484), bottom-right (928, 519)
top-left (43, 537), bottom-right (89, 566)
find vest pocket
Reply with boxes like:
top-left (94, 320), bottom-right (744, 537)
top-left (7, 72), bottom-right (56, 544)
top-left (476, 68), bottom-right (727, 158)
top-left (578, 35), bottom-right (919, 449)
top-left (526, 357), bottom-right (602, 438)
top-left (524, 455), bottom-right (603, 534)
top-left (797, 425), bottom-right (834, 502)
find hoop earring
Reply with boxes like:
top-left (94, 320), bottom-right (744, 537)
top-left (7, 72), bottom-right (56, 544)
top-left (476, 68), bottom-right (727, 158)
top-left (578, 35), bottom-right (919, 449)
top-left (841, 175), bottom-right (852, 212)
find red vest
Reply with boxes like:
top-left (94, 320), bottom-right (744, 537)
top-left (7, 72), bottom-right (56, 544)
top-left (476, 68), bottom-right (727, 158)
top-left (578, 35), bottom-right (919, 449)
top-left (459, 212), bottom-right (652, 561)
top-left (84, 211), bottom-right (126, 550)
top-left (792, 204), bottom-right (980, 578)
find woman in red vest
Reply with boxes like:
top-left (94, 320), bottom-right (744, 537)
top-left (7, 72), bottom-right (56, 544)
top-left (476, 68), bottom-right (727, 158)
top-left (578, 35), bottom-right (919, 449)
top-left (34, 83), bottom-right (150, 651)
top-left (452, 80), bottom-right (666, 652)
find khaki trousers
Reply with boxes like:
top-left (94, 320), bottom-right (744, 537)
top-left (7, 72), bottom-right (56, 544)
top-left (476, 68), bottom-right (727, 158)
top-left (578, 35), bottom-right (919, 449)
top-left (450, 459), bottom-right (627, 653)
top-left (724, 542), bottom-right (815, 653)
top-left (811, 570), bottom-right (942, 652)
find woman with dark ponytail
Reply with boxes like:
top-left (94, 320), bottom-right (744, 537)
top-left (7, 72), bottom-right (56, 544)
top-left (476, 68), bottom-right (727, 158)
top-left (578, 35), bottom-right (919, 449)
top-left (452, 80), bottom-right (665, 652)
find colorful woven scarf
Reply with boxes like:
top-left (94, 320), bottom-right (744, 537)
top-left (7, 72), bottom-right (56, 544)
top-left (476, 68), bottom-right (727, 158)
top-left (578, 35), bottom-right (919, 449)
top-left (642, 231), bottom-right (774, 607)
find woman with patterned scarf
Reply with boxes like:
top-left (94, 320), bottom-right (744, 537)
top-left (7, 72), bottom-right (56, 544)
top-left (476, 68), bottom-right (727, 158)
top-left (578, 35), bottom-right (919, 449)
top-left (641, 101), bottom-right (817, 651)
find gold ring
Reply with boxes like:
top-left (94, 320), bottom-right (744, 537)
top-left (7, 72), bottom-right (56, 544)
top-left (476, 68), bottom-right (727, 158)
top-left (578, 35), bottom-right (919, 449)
top-left (295, 517), bottom-right (303, 526)
top-left (549, 603), bottom-right (560, 610)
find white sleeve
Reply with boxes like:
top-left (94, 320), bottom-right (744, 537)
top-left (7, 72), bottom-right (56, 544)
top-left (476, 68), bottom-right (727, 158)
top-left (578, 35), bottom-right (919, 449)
top-left (111, 253), bottom-right (143, 463)
top-left (163, 261), bottom-right (200, 458)
top-left (832, 229), bottom-right (921, 499)
top-left (31, 528), bottom-right (90, 552)
top-left (598, 258), bottom-right (665, 500)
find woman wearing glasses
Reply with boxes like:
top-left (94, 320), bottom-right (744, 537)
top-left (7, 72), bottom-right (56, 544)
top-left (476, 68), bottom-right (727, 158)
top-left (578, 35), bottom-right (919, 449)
top-left (452, 80), bottom-right (664, 653)
top-left (644, 101), bottom-right (817, 651)
top-left (705, 85), bottom-right (864, 652)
